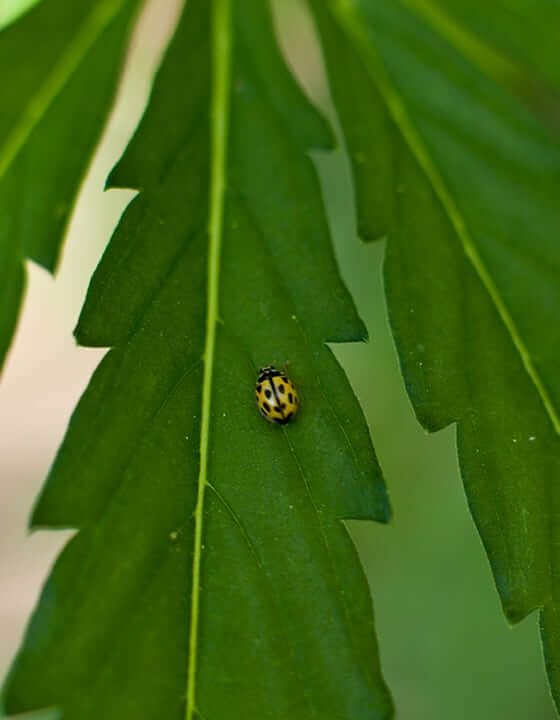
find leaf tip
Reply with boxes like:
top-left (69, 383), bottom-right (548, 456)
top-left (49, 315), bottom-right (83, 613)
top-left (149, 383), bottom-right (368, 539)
top-left (381, 495), bottom-right (392, 524)
top-left (73, 316), bottom-right (107, 348)
top-left (104, 164), bottom-right (122, 191)
top-left (73, 321), bottom-right (87, 347)
top-left (356, 221), bottom-right (388, 246)
top-left (372, 482), bottom-right (392, 525)
top-left (28, 497), bottom-right (48, 532)
top-left (104, 157), bottom-right (140, 192)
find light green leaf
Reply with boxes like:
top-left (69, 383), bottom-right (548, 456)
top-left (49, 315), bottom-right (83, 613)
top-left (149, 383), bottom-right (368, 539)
top-left (0, 0), bottom-right (140, 370)
top-left (3, 1), bottom-right (392, 718)
top-left (1, 709), bottom-right (60, 720)
top-left (311, 0), bottom-right (560, 711)
top-left (0, 0), bottom-right (40, 30)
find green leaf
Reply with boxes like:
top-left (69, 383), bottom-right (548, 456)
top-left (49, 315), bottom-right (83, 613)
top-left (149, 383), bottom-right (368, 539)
top-left (1, 710), bottom-right (60, 720)
top-left (3, 1), bottom-right (392, 718)
top-left (0, 0), bottom-right (40, 30)
top-left (311, 0), bottom-right (560, 711)
top-left (0, 0), bottom-right (140, 371)
top-left (395, 0), bottom-right (560, 135)
top-left (396, 0), bottom-right (560, 95)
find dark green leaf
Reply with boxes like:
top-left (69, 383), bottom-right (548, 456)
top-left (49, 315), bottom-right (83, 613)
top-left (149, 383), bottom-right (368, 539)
top-left (0, 0), bottom-right (140, 370)
top-left (4, 1), bottom-right (392, 718)
top-left (311, 0), bottom-right (560, 711)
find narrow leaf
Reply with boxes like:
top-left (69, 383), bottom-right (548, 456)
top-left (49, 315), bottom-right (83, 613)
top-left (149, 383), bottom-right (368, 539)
top-left (311, 0), bottom-right (560, 711)
top-left (0, 0), bottom-right (140, 370)
top-left (4, 1), bottom-right (392, 718)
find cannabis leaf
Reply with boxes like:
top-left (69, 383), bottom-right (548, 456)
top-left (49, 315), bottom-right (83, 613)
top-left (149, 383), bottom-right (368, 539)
top-left (3, 1), bottom-right (392, 718)
top-left (0, 0), bottom-right (139, 370)
top-left (311, 0), bottom-right (560, 711)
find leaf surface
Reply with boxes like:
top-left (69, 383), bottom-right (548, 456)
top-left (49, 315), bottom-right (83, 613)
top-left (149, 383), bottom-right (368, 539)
top-left (397, 0), bottom-right (560, 94)
top-left (1, 710), bottom-right (59, 720)
top-left (4, 1), bottom-right (392, 718)
top-left (0, 0), bottom-right (139, 370)
top-left (311, 0), bottom-right (560, 710)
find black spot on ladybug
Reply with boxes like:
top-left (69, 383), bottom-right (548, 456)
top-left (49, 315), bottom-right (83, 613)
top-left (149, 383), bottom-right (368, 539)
top-left (265, 389), bottom-right (272, 399)
top-left (263, 402), bottom-right (270, 413)
top-left (278, 384), bottom-right (285, 394)
top-left (288, 393), bottom-right (293, 403)
top-left (256, 384), bottom-right (262, 392)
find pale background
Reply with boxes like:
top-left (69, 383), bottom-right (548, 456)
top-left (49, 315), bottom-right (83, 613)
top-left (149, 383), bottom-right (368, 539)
top-left (0, 1), bottom-right (555, 717)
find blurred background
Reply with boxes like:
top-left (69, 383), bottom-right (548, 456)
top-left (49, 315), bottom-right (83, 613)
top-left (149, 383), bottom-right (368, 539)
top-left (0, 0), bottom-right (555, 717)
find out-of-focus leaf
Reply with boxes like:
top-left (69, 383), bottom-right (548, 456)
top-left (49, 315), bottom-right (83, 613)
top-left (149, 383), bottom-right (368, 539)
top-left (399, 0), bottom-right (560, 91)
top-left (3, 1), bottom-right (392, 718)
top-left (311, 0), bottom-right (560, 712)
top-left (0, 0), bottom-right (139, 370)
top-left (396, 0), bottom-right (560, 131)
top-left (1, 708), bottom-right (60, 720)
top-left (0, 0), bottom-right (40, 30)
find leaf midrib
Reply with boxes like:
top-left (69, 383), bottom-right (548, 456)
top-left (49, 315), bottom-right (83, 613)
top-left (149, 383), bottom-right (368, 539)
top-left (0, 0), bottom-right (128, 182)
top-left (185, 1), bottom-right (232, 719)
top-left (329, 0), bottom-right (560, 437)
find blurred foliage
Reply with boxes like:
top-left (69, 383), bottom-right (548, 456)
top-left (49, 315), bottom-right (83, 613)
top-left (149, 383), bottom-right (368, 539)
top-left (316, 142), bottom-right (556, 718)
top-left (0, 0), bottom-right (40, 30)
top-left (312, 0), bottom-right (560, 713)
top-left (0, 0), bottom-right (139, 370)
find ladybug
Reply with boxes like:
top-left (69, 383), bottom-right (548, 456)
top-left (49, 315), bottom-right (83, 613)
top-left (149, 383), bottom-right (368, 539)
top-left (255, 365), bottom-right (298, 425)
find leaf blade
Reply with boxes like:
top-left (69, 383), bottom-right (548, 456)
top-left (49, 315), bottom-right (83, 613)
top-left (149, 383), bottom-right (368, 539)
top-left (0, 0), bottom-right (140, 369)
top-left (4, 1), bottom-right (393, 718)
top-left (311, 0), bottom-right (560, 710)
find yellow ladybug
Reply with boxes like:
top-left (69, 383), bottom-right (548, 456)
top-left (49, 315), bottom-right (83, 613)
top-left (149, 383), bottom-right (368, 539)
top-left (255, 365), bottom-right (298, 425)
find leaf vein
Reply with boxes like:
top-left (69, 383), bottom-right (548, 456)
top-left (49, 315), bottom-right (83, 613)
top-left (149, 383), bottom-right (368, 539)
top-left (281, 427), bottom-right (369, 688)
top-left (186, 2), bottom-right (231, 718)
top-left (206, 482), bottom-right (319, 718)
top-left (91, 356), bottom-right (203, 527)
